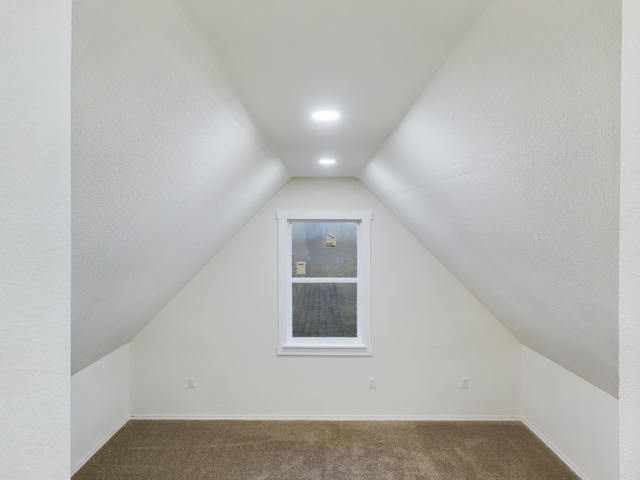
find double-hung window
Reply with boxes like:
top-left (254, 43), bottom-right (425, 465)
top-left (277, 211), bottom-right (372, 356)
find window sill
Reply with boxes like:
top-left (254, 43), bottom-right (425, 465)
top-left (277, 345), bottom-right (373, 356)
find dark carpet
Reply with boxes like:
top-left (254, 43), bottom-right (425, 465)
top-left (73, 420), bottom-right (579, 479)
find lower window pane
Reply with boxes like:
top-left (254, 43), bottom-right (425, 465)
top-left (292, 283), bottom-right (357, 338)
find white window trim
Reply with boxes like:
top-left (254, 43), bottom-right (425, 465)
top-left (276, 210), bottom-right (373, 356)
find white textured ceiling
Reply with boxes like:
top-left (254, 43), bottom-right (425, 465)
top-left (72, 0), bottom-right (621, 398)
top-left (177, 0), bottom-right (491, 176)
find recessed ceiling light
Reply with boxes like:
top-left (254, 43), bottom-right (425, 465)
top-left (318, 158), bottom-right (336, 165)
top-left (311, 110), bottom-right (341, 121)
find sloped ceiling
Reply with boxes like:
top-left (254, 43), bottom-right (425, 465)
top-left (72, 0), bottom-right (621, 398)
top-left (71, 0), bottom-right (289, 373)
top-left (71, 0), bottom-right (490, 373)
top-left (360, 0), bottom-right (621, 396)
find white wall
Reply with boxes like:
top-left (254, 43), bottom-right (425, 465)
top-left (521, 347), bottom-right (618, 480)
top-left (130, 178), bottom-right (520, 418)
top-left (0, 1), bottom-right (72, 478)
top-left (619, 0), bottom-right (640, 477)
top-left (71, 345), bottom-right (131, 473)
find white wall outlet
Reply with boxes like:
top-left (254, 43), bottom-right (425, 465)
top-left (369, 377), bottom-right (376, 389)
top-left (462, 378), bottom-right (469, 389)
top-left (188, 377), bottom-right (196, 388)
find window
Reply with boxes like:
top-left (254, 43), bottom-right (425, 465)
top-left (277, 211), bottom-right (373, 356)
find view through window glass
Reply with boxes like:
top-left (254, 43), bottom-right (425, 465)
top-left (291, 221), bottom-right (358, 338)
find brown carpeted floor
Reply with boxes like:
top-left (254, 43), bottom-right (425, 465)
top-left (73, 420), bottom-right (579, 479)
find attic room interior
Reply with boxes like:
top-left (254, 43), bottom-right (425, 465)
top-left (1, 0), bottom-right (639, 479)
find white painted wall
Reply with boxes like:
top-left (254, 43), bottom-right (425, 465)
top-left (71, 345), bottom-right (131, 473)
top-left (359, 0), bottom-right (621, 397)
top-left (521, 346), bottom-right (618, 480)
top-left (0, 1), bottom-right (71, 478)
top-left (619, 0), bottom-right (640, 478)
top-left (130, 178), bottom-right (520, 418)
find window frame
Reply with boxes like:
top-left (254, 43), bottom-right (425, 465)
top-left (276, 210), bottom-right (373, 356)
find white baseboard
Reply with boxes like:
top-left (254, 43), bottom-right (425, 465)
top-left (131, 413), bottom-right (521, 422)
top-left (71, 415), bottom-right (132, 476)
top-left (521, 418), bottom-right (589, 480)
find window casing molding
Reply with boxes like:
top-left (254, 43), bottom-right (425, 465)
top-left (276, 210), bottom-right (373, 356)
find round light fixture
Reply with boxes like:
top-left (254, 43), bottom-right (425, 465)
top-left (311, 110), bottom-right (341, 121)
top-left (318, 158), bottom-right (336, 165)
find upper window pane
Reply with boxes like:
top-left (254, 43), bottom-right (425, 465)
top-left (291, 221), bottom-right (358, 278)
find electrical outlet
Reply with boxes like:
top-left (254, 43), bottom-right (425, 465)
top-left (462, 378), bottom-right (469, 389)
top-left (369, 378), bottom-right (376, 389)
top-left (188, 377), bottom-right (196, 388)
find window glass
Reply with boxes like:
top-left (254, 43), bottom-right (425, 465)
top-left (291, 221), bottom-right (358, 278)
top-left (292, 283), bottom-right (357, 338)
